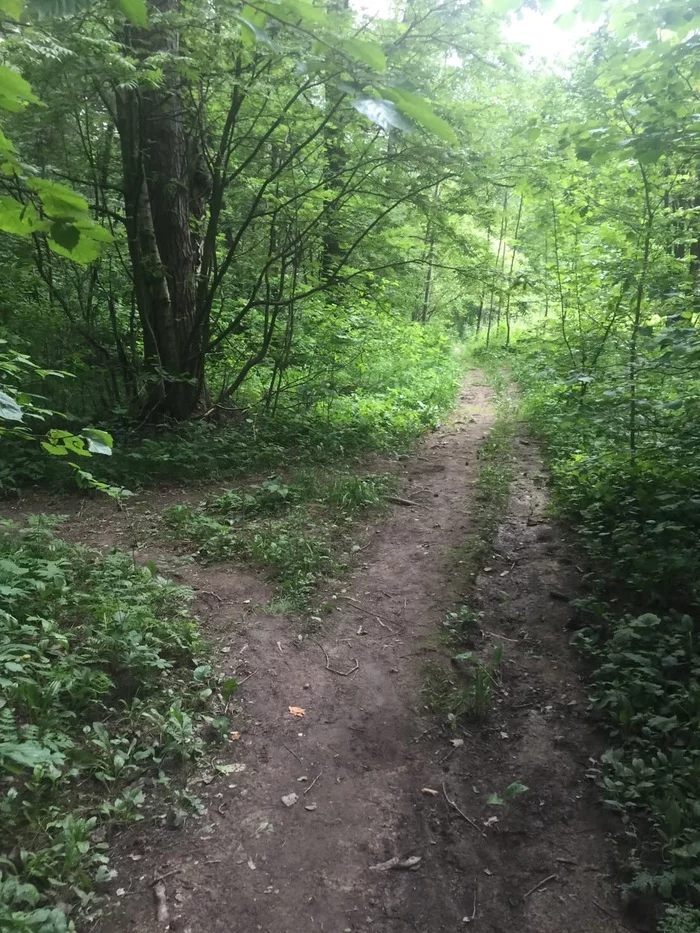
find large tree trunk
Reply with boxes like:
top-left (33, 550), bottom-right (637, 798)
top-left (115, 0), bottom-right (209, 421)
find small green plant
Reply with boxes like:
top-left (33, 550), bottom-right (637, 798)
top-left (659, 907), bottom-right (700, 933)
top-left (441, 605), bottom-right (481, 646)
top-left (487, 781), bottom-right (529, 807)
top-left (0, 517), bottom-right (218, 929)
top-left (423, 657), bottom-right (494, 723)
top-left (164, 469), bottom-right (395, 607)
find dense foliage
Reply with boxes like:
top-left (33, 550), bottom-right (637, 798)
top-left (2, 0), bottom-right (700, 927)
top-left (480, 0), bottom-right (700, 926)
top-left (0, 518), bottom-right (217, 930)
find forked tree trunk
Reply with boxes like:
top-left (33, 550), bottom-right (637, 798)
top-left (115, 0), bottom-right (209, 420)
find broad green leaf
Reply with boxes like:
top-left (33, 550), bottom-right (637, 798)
top-left (338, 37), bottom-right (386, 72)
top-left (29, 178), bottom-right (89, 220)
top-left (351, 98), bottom-right (413, 133)
top-left (92, 721), bottom-right (110, 744)
top-left (0, 65), bottom-right (40, 112)
top-left (41, 442), bottom-right (68, 455)
top-left (381, 88), bottom-right (458, 145)
top-left (83, 428), bottom-right (114, 456)
top-left (0, 197), bottom-right (43, 236)
top-left (0, 741), bottom-right (64, 768)
top-left (48, 234), bottom-right (103, 264)
top-left (0, 389), bottom-right (23, 421)
top-left (0, 0), bottom-right (22, 20)
top-left (50, 220), bottom-right (80, 251)
top-left (113, 0), bottom-right (148, 27)
top-left (0, 128), bottom-right (17, 156)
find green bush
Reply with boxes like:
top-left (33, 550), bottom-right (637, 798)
top-left (0, 517), bottom-right (212, 930)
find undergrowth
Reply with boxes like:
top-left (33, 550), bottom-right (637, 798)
top-left (1, 336), bottom-right (462, 496)
top-left (163, 469), bottom-right (396, 609)
top-left (507, 332), bottom-right (700, 925)
top-left (0, 518), bottom-right (223, 932)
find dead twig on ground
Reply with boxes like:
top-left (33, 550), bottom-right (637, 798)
top-left (442, 782), bottom-right (482, 833)
top-left (522, 873), bottom-right (557, 899)
top-left (283, 743), bottom-right (303, 764)
top-left (238, 668), bottom-right (258, 686)
top-left (592, 899), bottom-right (616, 919)
top-left (438, 745), bottom-right (458, 765)
top-left (150, 868), bottom-right (182, 886)
top-left (304, 771), bottom-right (322, 795)
top-left (197, 589), bottom-right (222, 602)
top-left (337, 595), bottom-right (396, 631)
top-left (387, 495), bottom-right (420, 507)
top-left (311, 638), bottom-right (359, 676)
top-left (482, 629), bottom-right (519, 643)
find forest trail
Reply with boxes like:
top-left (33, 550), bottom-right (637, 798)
top-left (6, 372), bottom-right (630, 933)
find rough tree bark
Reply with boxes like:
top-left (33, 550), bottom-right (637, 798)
top-left (115, 0), bottom-right (209, 421)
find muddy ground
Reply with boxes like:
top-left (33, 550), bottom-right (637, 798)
top-left (2, 371), bottom-right (633, 933)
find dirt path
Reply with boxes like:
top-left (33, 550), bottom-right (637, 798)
top-left (4, 372), bottom-right (631, 933)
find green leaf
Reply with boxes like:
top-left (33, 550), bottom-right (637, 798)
top-left (352, 98), bottom-right (413, 133)
top-left (83, 428), bottom-right (114, 456)
top-left (0, 197), bottom-right (42, 236)
top-left (380, 88), bottom-right (458, 145)
top-left (0, 0), bottom-right (23, 20)
top-left (92, 721), bottom-right (110, 744)
top-left (41, 442), bottom-right (68, 456)
top-left (487, 792), bottom-right (504, 805)
top-left (0, 390), bottom-right (23, 421)
top-left (0, 65), bottom-right (40, 112)
top-left (48, 234), bottom-right (104, 264)
top-left (0, 740), bottom-right (64, 768)
top-left (338, 37), bottom-right (386, 72)
top-left (113, 0), bottom-right (148, 27)
top-left (50, 220), bottom-right (80, 251)
top-left (29, 178), bottom-right (89, 220)
top-left (221, 677), bottom-right (239, 700)
top-left (503, 781), bottom-right (529, 799)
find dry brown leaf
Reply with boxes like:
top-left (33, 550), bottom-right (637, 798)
top-left (289, 706), bottom-right (306, 718)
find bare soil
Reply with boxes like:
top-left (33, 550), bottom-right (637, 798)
top-left (2, 371), bottom-right (633, 933)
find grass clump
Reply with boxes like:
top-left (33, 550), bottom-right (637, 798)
top-left (0, 517), bottom-right (215, 931)
top-left (164, 469), bottom-right (396, 608)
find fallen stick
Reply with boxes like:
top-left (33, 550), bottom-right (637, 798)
top-left (442, 782), bottom-right (482, 833)
top-left (150, 868), bottom-right (182, 885)
top-left (311, 638), bottom-right (359, 676)
top-left (337, 595), bottom-right (396, 630)
top-left (522, 873), bottom-right (557, 899)
top-left (592, 898), bottom-right (616, 919)
top-left (283, 743), bottom-right (303, 764)
top-left (237, 668), bottom-right (259, 686)
top-left (303, 771), bottom-right (322, 795)
top-left (387, 495), bottom-right (420, 507)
